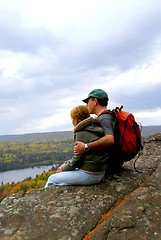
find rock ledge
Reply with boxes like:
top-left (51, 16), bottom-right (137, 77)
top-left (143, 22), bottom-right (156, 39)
top-left (0, 133), bottom-right (161, 240)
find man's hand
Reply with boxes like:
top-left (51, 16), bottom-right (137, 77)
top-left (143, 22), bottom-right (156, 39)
top-left (74, 141), bottom-right (85, 155)
top-left (56, 163), bottom-right (65, 173)
top-left (74, 135), bottom-right (114, 155)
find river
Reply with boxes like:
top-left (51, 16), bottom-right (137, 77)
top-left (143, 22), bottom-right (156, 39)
top-left (0, 164), bottom-right (59, 186)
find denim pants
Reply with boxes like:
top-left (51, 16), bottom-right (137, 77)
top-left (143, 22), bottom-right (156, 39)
top-left (44, 169), bottom-right (105, 188)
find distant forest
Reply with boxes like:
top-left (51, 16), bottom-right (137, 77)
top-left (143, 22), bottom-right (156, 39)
top-left (0, 126), bottom-right (161, 142)
top-left (0, 126), bottom-right (161, 172)
top-left (0, 130), bottom-right (73, 143)
top-left (0, 138), bottom-right (74, 172)
top-left (0, 170), bottom-right (54, 202)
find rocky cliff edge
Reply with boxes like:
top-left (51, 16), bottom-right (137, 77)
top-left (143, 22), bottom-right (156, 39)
top-left (0, 133), bottom-right (161, 240)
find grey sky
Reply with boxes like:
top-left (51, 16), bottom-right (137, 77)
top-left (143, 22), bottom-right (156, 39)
top-left (0, 0), bottom-right (161, 135)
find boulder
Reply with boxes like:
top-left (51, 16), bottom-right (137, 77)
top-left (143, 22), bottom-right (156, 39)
top-left (0, 133), bottom-right (161, 240)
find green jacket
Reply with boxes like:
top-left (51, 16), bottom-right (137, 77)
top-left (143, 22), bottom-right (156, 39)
top-left (62, 117), bottom-right (107, 172)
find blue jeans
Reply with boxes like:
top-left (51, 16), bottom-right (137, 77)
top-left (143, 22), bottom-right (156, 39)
top-left (44, 169), bottom-right (105, 188)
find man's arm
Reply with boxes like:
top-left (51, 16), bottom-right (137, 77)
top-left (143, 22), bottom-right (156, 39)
top-left (74, 134), bottom-right (114, 155)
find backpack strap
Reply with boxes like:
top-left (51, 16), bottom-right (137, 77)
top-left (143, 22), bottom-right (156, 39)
top-left (99, 109), bottom-right (115, 117)
top-left (99, 106), bottom-right (124, 117)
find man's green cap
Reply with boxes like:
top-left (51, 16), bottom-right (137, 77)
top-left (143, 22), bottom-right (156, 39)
top-left (82, 89), bottom-right (109, 103)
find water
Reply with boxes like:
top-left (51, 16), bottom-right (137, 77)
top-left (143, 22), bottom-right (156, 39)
top-left (0, 165), bottom-right (58, 185)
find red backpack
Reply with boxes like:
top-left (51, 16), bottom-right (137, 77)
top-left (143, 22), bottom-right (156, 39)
top-left (99, 106), bottom-right (143, 163)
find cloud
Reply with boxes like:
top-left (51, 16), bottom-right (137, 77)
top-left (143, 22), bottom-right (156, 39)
top-left (0, 0), bottom-right (161, 135)
top-left (134, 108), bottom-right (161, 126)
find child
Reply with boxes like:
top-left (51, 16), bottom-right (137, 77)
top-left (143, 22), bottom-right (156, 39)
top-left (44, 105), bottom-right (107, 187)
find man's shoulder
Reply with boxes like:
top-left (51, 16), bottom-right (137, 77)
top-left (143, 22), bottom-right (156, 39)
top-left (98, 111), bottom-right (115, 120)
top-left (98, 111), bottom-right (116, 135)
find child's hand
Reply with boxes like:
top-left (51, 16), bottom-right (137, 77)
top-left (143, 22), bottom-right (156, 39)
top-left (56, 167), bottom-right (62, 173)
top-left (56, 163), bottom-right (65, 173)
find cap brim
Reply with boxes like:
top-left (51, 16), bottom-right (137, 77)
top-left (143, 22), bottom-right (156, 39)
top-left (82, 97), bottom-right (89, 103)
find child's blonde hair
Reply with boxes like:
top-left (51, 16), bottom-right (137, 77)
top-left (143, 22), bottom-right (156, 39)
top-left (70, 105), bottom-right (90, 121)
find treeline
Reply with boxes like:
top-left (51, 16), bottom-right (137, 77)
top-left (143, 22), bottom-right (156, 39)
top-left (0, 170), bottom-right (54, 202)
top-left (0, 139), bottom-right (74, 172)
top-left (0, 131), bottom-right (73, 143)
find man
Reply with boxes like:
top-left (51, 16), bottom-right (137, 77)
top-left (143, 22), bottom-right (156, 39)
top-left (74, 89), bottom-right (123, 172)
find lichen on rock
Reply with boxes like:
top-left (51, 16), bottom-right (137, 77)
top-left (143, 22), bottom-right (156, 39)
top-left (0, 133), bottom-right (161, 240)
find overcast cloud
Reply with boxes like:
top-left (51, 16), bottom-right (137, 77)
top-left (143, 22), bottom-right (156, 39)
top-left (0, 0), bottom-right (161, 135)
